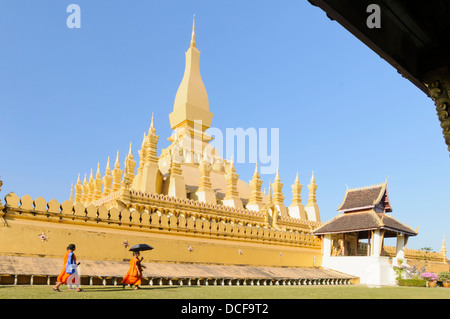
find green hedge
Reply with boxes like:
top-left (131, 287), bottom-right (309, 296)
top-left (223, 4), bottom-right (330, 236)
top-left (438, 271), bottom-right (450, 282)
top-left (396, 279), bottom-right (427, 287)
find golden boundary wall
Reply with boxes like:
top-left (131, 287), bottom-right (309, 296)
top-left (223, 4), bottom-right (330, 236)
top-left (0, 190), bottom-right (323, 268)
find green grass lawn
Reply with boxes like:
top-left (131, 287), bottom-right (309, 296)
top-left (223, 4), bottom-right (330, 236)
top-left (1, 284), bottom-right (449, 299)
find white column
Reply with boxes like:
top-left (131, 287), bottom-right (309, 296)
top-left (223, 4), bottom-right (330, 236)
top-left (396, 233), bottom-right (405, 260)
top-left (323, 234), bottom-right (332, 258)
top-left (373, 229), bottom-right (382, 257)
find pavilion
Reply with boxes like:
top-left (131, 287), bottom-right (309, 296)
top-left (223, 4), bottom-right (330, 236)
top-left (313, 180), bottom-right (418, 286)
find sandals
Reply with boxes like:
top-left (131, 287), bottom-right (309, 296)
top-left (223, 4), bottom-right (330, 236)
top-left (52, 287), bottom-right (61, 292)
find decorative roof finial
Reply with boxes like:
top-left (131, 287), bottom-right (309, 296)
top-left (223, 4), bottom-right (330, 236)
top-left (191, 14), bottom-right (196, 47)
top-left (105, 156), bottom-right (111, 172)
top-left (253, 163), bottom-right (260, 179)
top-left (275, 168), bottom-right (280, 182)
top-left (114, 151), bottom-right (121, 169)
top-left (147, 113), bottom-right (156, 137)
top-left (128, 142), bottom-right (133, 159)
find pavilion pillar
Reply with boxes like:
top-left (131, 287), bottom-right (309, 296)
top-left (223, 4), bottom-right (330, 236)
top-left (323, 234), bottom-right (332, 258)
top-left (372, 229), bottom-right (383, 257)
top-left (396, 233), bottom-right (406, 260)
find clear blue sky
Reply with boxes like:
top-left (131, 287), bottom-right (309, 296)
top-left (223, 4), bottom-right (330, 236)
top-left (0, 1), bottom-right (448, 252)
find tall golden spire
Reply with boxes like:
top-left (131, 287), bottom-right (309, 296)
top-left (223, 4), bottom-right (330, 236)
top-left (125, 142), bottom-right (136, 186)
top-left (305, 171), bottom-right (321, 222)
top-left (169, 15), bottom-right (213, 133)
top-left (190, 14), bottom-right (196, 48)
top-left (288, 173), bottom-right (307, 220)
top-left (272, 168), bottom-right (288, 217)
top-left (223, 156), bottom-right (243, 209)
top-left (132, 113), bottom-right (162, 194)
top-left (94, 162), bottom-right (103, 200)
top-left (441, 235), bottom-right (447, 262)
top-left (307, 171), bottom-right (317, 205)
top-left (88, 168), bottom-right (95, 203)
top-left (291, 173), bottom-right (303, 205)
top-left (103, 157), bottom-right (112, 196)
top-left (196, 158), bottom-right (216, 204)
top-left (247, 163), bottom-right (264, 211)
top-left (81, 173), bottom-right (89, 204)
top-left (75, 174), bottom-right (82, 204)
top-left (69, 183), bottom-right (74, 203)
top-left (112, 151), bottom-right (123, 192)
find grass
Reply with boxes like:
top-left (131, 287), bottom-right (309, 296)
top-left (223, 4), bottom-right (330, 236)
top-left (1, 284), bottom-right (450, 299)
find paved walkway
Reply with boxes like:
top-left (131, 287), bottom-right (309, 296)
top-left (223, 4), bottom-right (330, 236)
top-left (0, 255), bottom-right (356, 285)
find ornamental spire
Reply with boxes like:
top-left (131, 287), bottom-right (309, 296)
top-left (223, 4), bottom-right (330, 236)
top-left (190, 14), bottom-right (196, 48)
top-left (307, 171), bottom-right (317, 205)
top-left (75, 174), bottom-right (82, 204)
top-left (81, 173), bottom-right (88, 204)
top-left (272, 168), bottom-right (288, 217)
top-left (441, 235), bottom-right (447, 262)
top-left (103, 157), bottom-right (112, 196)
top-left (169, 16), bottom-right (213, 132)
top-left (149, 113), bottom-right (156, 135)
top-left (247, 163), bottom-right (264, 211)
top-left (288, 172), bottom-right (307, 220)
top-left (94, 162), bottom-right (103, 200)
top-left (305, 170), bottom-right (321, 222)
top-left (112, 151), bottom-right (123, 192)
top-left (69, 183), bottom-right (73, 203)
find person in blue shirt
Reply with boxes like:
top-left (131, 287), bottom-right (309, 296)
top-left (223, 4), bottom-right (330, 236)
top-left (53, 244), bottom-right (83, 292)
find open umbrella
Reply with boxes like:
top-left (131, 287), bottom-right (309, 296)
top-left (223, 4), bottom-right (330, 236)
top-left (129, 244), bottom-right (154, 252)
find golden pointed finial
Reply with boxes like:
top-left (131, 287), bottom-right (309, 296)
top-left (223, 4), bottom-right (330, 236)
top-left (77, 173), bottom-right (81, 184)
top-left (149, 112), bottom-right (156, 134)
top-left (253, 163), bottom-right (260, 179)
top-left (83, 173), bottom-right (87, 184)
top-left (128, 142), bottom-right (134, 159)
top-left (114, 151), bottom-right (120, 169)
top-left (190, 14), bottom-right (196, 47)
top-left (311, 170), bottom-right (315, 183)
top-left (441, 235), bottom-right (447, 261)
top-left (89, 168), bottom-right (94, 182)
top-left (275, 168), bottom-right (280, 182)
top-left (268, 181), bottom-right (272, 203)
top-left (105, 156), bottom-right (111, 172)
top-left (228, 155), bottom-right (235, 171)
top-left (295, 172), bottom-right (300, 184)
top-left (96, 162), bottom-right (101, 179)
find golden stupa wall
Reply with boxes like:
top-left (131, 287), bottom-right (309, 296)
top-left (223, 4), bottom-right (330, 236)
top-left (0, 191), bottom-right (323, 268)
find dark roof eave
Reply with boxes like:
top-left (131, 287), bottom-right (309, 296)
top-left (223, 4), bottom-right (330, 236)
top-left (313, 227), bottom-right (380, 236)
top-left (313, 226), bottom-right (418, 237)
top-left (337, 205), bottom-right (375, 213)
top-left (380, 226), bottom-right (418, 237)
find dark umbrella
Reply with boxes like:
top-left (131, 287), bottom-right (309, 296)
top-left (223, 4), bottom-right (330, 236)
top-left (129, 244), bottom-right (154, 252)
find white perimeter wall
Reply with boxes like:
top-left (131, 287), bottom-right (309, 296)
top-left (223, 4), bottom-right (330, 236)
top-left (321, 256), bottom-right (398, 286)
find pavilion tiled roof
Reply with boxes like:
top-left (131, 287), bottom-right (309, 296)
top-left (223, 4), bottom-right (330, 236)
top-left (312, 210), bottom-right (418, 236)
top-left (337, 181), bottom-right (392, 212)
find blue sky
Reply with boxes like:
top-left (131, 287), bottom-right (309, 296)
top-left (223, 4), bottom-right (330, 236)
top-left (0, 1), bottom-right (448, 252)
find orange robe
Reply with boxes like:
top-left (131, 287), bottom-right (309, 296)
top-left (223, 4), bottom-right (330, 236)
top-left (57, 251), bottom-right (77, 284)
top-left (122, 257), bottom-right (142, 286)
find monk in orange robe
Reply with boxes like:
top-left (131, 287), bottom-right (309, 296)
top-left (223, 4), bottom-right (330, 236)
top-left (122, 251), bottom-right (145, 289)
top-left (53, 244), bottom-right (82, 292)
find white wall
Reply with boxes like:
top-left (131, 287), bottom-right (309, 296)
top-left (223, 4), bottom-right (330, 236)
top-left (321, 255), bottom-right (398, 286)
